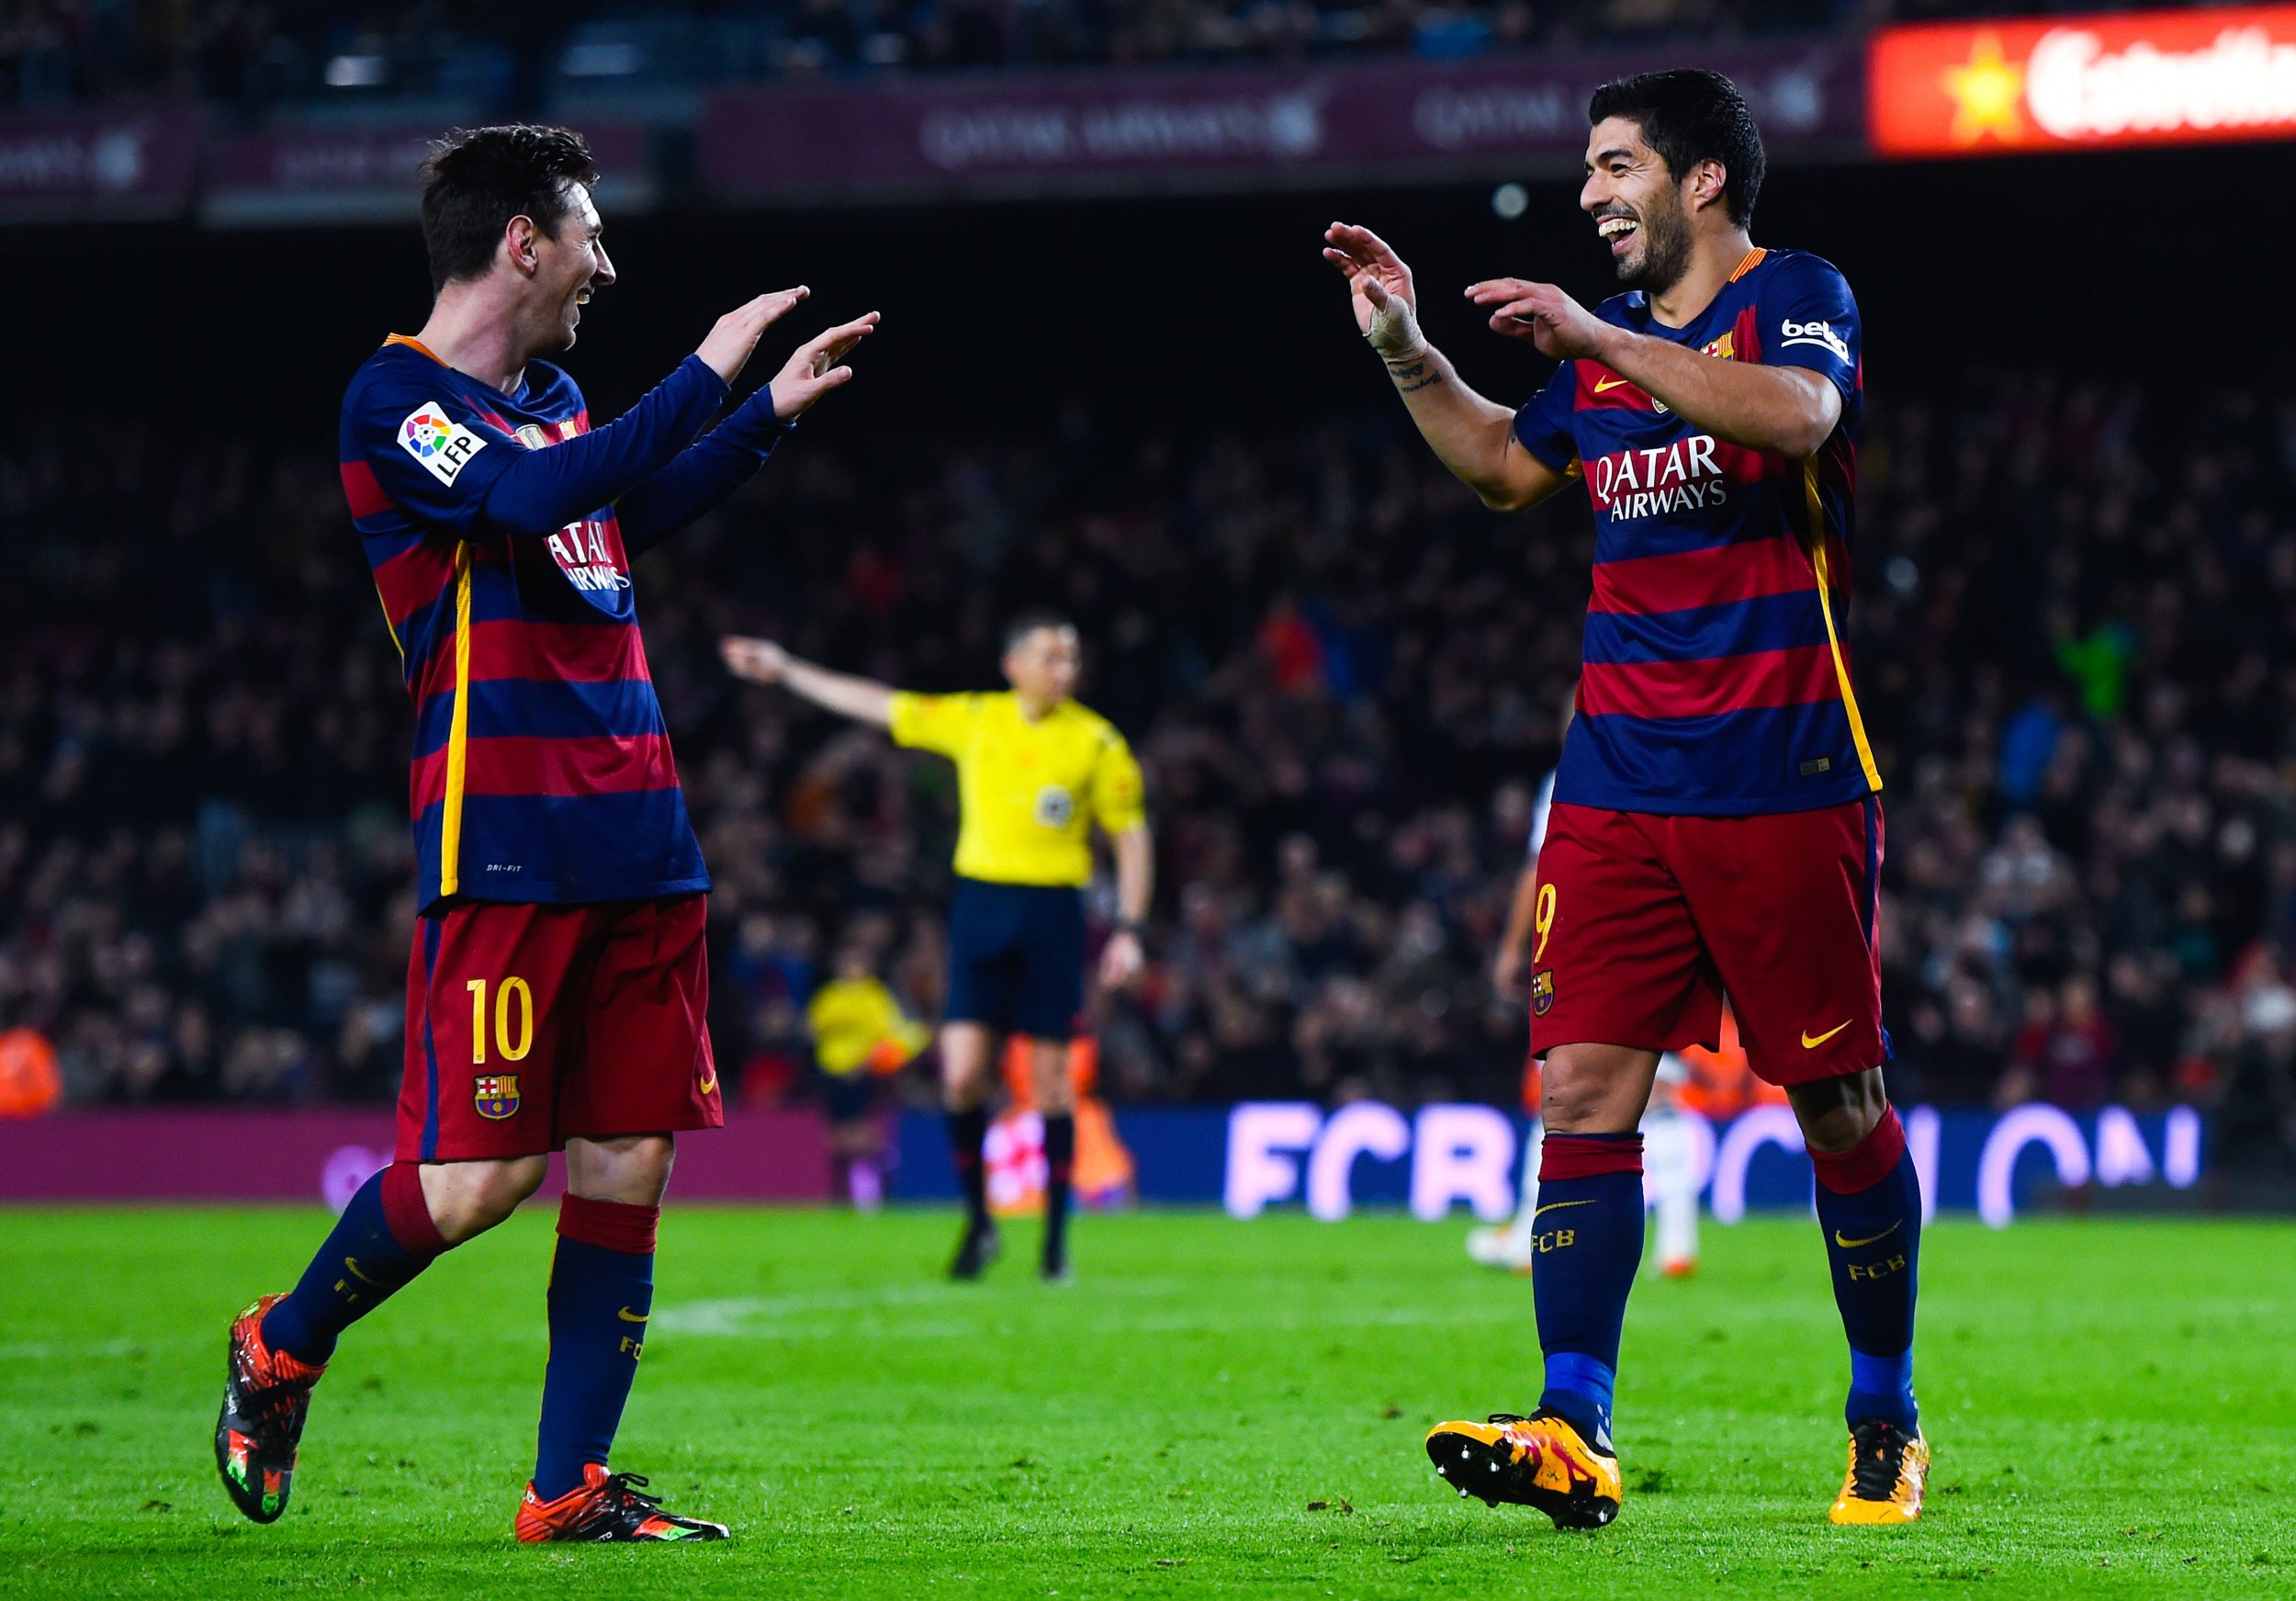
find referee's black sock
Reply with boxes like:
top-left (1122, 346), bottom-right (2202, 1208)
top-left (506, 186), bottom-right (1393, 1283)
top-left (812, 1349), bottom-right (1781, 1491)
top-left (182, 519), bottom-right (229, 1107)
top-left (1041, 1111), bottom-right (1076, 1263)
top-left (949, 1105), bottom-right (990, 1232)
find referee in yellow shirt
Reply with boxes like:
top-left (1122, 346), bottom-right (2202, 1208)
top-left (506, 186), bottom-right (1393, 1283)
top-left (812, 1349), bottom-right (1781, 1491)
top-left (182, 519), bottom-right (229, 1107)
top-left (721, 612), bottom-right (1153, 1280)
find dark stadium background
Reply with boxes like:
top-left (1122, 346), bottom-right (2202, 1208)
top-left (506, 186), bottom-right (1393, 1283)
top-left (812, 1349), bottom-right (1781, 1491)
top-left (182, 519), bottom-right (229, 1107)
top-left (6, 4), bottom-right (2296, 1210)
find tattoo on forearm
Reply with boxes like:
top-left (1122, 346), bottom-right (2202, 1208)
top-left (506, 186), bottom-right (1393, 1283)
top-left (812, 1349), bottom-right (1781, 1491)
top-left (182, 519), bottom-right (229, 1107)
top-left (1389, 360), bottom-right (1446, 394)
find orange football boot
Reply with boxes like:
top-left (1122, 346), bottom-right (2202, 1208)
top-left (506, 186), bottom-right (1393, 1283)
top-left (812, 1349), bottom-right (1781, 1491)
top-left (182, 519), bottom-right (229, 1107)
top-left (516, 1465), bottom-right (729, 1542)
top-left (1829, 1418), bottom-right (1929, 1525)
top-left (1426, 1411), bottom-right (1624, 1528)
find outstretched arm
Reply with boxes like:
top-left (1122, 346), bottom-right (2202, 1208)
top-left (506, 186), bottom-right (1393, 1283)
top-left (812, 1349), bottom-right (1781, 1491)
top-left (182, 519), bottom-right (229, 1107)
top-left (1322, 222), bottom-right (1568, 513)
top-left (478, 289), bottom-right (812, 537)
top-left (619, 312), bottom-right (880, 558)
top-left (719, 637), bottom-right (895, 727)
top-left (1468, 278), bottom-right (1840, 457)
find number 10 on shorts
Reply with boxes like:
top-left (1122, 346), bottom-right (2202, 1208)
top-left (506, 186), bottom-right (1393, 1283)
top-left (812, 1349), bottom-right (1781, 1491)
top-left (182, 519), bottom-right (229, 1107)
top-left (466, 976), bottom-right (535, 1065)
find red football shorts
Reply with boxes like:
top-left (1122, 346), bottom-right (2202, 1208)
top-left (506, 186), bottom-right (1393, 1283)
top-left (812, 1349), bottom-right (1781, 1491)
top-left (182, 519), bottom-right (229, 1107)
top-left (1526, 798), bottom-right (1885, 1088)
top-left (398, 894), bottom-right (723, 1162)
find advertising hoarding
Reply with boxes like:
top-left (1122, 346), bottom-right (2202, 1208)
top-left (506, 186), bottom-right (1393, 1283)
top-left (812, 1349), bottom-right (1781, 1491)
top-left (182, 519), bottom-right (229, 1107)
top-left (1871, 6), bottom-right (2296, 157)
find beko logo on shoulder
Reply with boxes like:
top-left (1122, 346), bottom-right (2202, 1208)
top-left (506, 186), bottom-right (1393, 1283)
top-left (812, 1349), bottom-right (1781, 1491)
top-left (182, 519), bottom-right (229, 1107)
top-left (1779, 319), bottom-right (1849, 362)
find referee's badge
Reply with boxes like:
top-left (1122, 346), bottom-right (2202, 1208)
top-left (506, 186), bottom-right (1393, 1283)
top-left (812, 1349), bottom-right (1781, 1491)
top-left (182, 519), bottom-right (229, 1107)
top-left (472, 1074), bottom-right (522, 1120)
top-left (1531, 970), bottom-right (1556, 1017)
top-left (1032, 785), bottom-right (1075, 828)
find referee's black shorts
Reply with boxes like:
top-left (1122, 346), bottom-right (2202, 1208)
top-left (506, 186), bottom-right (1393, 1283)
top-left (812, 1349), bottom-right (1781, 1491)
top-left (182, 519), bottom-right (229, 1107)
top-left (943, 876), bottom-right (1086, 1040)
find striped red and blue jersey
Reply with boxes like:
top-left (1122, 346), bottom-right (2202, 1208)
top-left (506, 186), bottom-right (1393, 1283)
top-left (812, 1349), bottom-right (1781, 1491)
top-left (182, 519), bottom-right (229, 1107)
top-left (1514, 246), bottom-right (1876, 817)
top-left (340, 335), bottom-right (707, 910)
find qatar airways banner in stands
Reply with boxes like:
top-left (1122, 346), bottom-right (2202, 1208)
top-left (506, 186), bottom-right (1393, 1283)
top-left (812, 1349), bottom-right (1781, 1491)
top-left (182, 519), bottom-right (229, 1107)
top-left (895, 1102), bottom-right (2207, 1226)
top-left (201, 120), bottom-right (654, 226)
top-left (0, 108), bottom-right (198, 221)
top-left (1870, 6), bottom-right (2296, 157)
top-left (700, 42), bottom-right (1860, 202)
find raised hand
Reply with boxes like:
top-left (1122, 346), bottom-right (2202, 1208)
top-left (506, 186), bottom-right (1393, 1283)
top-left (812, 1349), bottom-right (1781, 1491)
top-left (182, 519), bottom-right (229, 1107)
top-left (1466, 278), bottom-right (1610, 362)
top-left (695, 288), bottom-right (812, 385)
top-left (719, 635), bottom-right (791, 684)
top-left (768, 312), bottom-right (881, 419)
top-left (1322, 222), bottom-right (1424, 360)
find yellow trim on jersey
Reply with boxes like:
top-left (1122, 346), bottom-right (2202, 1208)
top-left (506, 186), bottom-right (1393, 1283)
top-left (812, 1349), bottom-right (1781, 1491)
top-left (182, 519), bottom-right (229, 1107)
top-left (437, 547), bottom-right (475, 898)
top-left (1802, 462), bottom-right (1883, 794)
top-left (1728, 246), bottom-right (1768, 283)
top-left (373, 584), bottom-right (405, 662)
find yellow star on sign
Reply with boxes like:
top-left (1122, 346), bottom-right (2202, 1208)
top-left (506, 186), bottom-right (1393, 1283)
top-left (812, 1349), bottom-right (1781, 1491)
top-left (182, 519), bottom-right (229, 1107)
top-left (1941, 31), bottom-right (2026, 145)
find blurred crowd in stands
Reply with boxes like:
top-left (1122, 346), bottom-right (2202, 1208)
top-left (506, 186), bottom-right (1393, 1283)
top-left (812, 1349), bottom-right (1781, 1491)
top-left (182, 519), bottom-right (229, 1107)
top-left (0, 1), bottom-right (2167, 111)
top-left (6, 369), bottom-right (2296, 1177)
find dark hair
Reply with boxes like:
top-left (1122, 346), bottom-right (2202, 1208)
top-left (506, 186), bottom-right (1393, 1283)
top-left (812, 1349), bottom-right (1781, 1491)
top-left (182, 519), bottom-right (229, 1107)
top-left (1004, 609), bottom-right (1076, 653)
top-left (1587, 70), bottom-right (1764, 227)
top-left (418, 125), bottom-right (598, 292)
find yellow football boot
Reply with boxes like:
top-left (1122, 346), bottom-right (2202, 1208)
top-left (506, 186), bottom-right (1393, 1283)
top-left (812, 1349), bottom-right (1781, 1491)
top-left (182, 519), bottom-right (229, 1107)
top-left (1426, 1411), bottom-right (1623, 1529)
top-left (1829, 1418), bottom-right (1929, 1525)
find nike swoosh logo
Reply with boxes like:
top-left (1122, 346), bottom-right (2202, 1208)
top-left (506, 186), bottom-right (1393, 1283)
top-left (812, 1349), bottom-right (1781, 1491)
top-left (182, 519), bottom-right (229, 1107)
top-left (617, 1306), bottom-right (650, 1324)
top-left (1801, 1020), bottom-right (1852, 1049)
top-left (343, 1257), bottom-right (381, 1286)
top-left (696, 1072), bottom-right (718, 1095)
top-left (1833, 1221), bottom-right (1901, 1249)
top-left (1593, 377), bottom-right (1634, 393)
top-left (1533, 1199), bottom-right (1598, 1220)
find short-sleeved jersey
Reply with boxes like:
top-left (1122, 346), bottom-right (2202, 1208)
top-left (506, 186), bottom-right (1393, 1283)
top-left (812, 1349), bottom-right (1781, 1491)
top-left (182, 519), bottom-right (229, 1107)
top-left (339, 336), bottom-right (707, 910)
top-left (1513, 247), bottom-right (1876, 817)
top-left (888, 692), bottom-right (1145, 887)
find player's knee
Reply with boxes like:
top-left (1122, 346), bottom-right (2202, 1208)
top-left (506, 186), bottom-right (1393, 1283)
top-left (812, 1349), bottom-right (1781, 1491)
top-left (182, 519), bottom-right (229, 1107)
top-left (566, 1133), bottom-right (675, 1205)
top-left (1539, 1045), bottom-right (1653, 1133)
top-left (1789, 1070), bottom-right (1887, 1154)
top-left (939, 1030), bottom-right (994, 1108)
top-left (422, 1155), bottom-right (546, 1244)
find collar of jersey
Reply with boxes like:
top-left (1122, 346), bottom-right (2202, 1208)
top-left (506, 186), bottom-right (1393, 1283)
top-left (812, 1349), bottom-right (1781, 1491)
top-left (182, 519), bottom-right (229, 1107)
top-left (1620, 247), bottom-right (1768, 342)
top-left (383, 333), bottom-right (546, 409)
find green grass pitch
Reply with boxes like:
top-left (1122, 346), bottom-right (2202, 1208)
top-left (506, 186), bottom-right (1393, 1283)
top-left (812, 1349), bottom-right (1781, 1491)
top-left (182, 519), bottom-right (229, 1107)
top-left (3, 1206), bottom-right (2290, 1599)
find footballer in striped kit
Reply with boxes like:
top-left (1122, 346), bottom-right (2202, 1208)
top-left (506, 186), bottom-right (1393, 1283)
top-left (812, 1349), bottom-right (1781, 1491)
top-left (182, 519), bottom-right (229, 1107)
top-left (1326, 67), bottom-right (1928, 1528)
top-left (213, 122), bottom-right (877, 1542)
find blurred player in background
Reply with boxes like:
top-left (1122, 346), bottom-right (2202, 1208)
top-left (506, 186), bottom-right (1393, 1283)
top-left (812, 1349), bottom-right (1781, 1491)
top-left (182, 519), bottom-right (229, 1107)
top-left (806, 943), bottom-right (932, 1208)
top-left (1328, 69), bottom-right (1925, 1528)
top-left (1472, 718), bottom-right (1700, 1279)
top-left (722, 614), bottom-right (1151, 1281)
top-left (214, 123), bottom-right (875, 1543)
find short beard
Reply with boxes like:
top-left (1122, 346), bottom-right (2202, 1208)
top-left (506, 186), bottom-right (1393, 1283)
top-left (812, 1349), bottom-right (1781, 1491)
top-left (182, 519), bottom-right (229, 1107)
top-left (1616, 197), bottom-right (1693, 296)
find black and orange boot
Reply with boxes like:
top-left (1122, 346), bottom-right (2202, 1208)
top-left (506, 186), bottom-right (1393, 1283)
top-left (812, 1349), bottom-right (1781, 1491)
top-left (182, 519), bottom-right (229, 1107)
top-left (213, 1293), bottom-right (324, 1524)
top-left (1426, 1410), bottom-right (1625, 1529)
top-left (516, 1466), bottom-right (730, 1542)
top-left (1829, 1417), bottom-right (1930, 1525)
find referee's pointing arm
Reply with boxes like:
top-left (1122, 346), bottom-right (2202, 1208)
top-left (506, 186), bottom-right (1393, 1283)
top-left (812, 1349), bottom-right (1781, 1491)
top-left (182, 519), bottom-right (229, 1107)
top-left (719, 637), bottom-right (894, 726)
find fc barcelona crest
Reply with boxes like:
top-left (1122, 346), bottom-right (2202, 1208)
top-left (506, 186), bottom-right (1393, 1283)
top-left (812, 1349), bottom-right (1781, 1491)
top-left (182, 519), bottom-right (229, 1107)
top-left (473, 1074), bottom-right (522, 1120)
top-left (1530, 970), bottom-right (1556, 1018)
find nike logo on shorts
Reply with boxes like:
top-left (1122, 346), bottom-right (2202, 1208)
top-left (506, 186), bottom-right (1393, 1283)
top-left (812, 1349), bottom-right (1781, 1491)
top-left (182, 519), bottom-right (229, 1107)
top-left (1801, 1020), bottom-right (1852, 1048)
